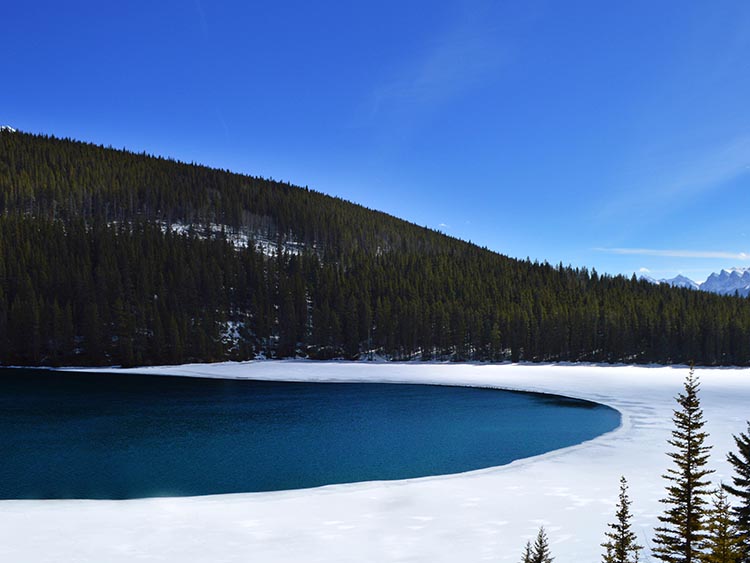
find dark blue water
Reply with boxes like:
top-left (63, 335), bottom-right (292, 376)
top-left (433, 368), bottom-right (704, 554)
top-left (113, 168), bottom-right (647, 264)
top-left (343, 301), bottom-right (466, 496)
top-left (0, 369), bottom-right (619, 499)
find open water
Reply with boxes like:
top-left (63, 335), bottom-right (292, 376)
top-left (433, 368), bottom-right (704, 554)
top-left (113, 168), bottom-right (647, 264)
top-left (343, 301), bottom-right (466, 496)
top-left (0, 369), bottom-right (620, 499)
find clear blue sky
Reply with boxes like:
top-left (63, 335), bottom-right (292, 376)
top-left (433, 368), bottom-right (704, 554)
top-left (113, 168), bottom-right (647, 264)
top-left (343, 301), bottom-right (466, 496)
top-left (3, 1), bottom-right (750, 282)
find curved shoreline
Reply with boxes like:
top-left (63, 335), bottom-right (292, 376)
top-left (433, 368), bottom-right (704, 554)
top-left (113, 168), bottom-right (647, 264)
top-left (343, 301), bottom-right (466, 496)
top-left (59, 361), bottom-right (630, 497)
top-left (0, 371), bottom-right (619, 499)
top-left (2, 361), bottom-right (749, 562)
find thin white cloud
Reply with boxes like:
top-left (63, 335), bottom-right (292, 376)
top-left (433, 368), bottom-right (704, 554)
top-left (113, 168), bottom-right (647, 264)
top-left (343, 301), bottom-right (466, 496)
top-left (371, 37), bottom-right (500, 113)
top-left (667, 136), bottom-right (750, 198)
top-left (438, 222), bottom-right (449, 228)
top-left (193, 0), bottom-right (209, 39)
top-left (598, 136), bottom-right (750, 221)
top-left (639, 267), bottom-right (651, 273)
top-left (364, 8), bottom-right (506, 122)
top-left (596, 247), bottom-right (750, 260)
top-left (215, 108), bottom-right (230, 138)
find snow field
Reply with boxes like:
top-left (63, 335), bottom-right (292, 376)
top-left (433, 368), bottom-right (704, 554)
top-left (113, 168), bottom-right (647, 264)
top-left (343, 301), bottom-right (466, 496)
top-left (1, 361), bottom-right (749, 562)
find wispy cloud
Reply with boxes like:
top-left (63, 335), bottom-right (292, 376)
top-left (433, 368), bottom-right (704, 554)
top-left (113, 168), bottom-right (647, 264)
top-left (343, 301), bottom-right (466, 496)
top-left (193, 0), bottom-right (209, 39)
top-left (215, 108), bottom-right (229, 139)
top-left (598, 136), bottom-right (750, 221)
top-left (596, 247), bottom-right (750, 260)
top-left (662, 136), bottom-right (750, 199)
top-left (364, 7), bottom-right (506, 123)
top-left (371, 37), bottom-right (501, 115)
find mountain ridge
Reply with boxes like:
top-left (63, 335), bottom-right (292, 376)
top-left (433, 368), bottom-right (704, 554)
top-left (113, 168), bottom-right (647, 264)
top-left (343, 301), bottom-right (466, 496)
top-left (640, 268), bottom-right (750, 297)
top-left (2, 129), bottom-right (750, 367)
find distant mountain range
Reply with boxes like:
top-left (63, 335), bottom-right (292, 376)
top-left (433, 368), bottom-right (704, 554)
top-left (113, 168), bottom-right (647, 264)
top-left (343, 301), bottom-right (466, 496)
top-left (641, 268), bottom-right (750, 297)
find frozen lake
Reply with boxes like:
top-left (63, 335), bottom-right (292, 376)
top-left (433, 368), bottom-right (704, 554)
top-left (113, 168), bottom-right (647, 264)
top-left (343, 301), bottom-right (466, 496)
top-left (0, 368), bottom-right (619, 499)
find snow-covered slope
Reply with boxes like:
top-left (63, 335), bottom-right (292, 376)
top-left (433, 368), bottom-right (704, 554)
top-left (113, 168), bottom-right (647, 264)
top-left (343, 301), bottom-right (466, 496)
top-left (2, 361), bottom-right (749, 563)
top-left (161, 221), bottom-right (307, 255)
top-left (0, 125), bottom-right (17, 133)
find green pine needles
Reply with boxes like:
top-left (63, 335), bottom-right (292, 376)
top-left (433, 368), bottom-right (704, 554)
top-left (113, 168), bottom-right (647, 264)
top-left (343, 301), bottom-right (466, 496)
top-left (703, 488), bottom-right (741, 563)
top-left (602, 476), bottom-right (643, 563)
top-left (520, 527), bottom-right (554, 563)
top-left (521, 540), bottom-right (534, 563)
top-left (652, 366), bottom-right (715, 563)
top-left (724, 422), bottom-right (750, 563)
top-left (4, 131), bottom-right (750, 366)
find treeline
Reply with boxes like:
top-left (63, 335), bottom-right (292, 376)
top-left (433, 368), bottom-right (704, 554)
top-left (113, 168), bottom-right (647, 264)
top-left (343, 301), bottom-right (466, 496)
top-left (1, 130), bottom-right (750, 367)
top-left (0, 131), bottom-right (461, 259)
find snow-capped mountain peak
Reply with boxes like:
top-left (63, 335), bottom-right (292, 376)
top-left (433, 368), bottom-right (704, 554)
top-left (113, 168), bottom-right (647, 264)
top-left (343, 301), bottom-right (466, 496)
top-left (0, 125), bottom-right (17, 133)
top-left (702, 267), bottom-right (750, 296)
top-left (640, 267), bottom-right (750, 297)
top-left (720, 267), bottom-right (750, 275)
top-left (668, 274), bottom-right (700, 290)
top-left (639, 273), bottom-right (699, 290)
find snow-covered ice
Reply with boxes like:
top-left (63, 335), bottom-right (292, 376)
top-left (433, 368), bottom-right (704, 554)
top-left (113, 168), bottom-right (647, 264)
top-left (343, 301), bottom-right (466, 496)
top-left (2, 361), bottom-right (749, 562)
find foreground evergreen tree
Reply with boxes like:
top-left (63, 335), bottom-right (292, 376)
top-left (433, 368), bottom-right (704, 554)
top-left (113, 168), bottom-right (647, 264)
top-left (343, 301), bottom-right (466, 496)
top-left (601, 476), bottom-right (643, 562)
top-left (530, 527), bottom-right (554, 563)
top-left (724, 422), bottom-right (750, 563)
top-left (520, 540), bottom-right (533, 563)
top-left (652, 367), bottom-right (714, 563)
top-left (703, 488), bottom-right (741, 563)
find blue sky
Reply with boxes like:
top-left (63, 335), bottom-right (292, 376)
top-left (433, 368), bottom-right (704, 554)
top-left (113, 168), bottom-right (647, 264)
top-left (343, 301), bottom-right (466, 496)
top-left (3, 1), bottom-right (750, 281)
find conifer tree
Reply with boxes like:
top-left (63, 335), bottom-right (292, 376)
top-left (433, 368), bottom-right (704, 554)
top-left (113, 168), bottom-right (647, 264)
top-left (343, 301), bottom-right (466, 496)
top-left (530, 527), bottom-right (554, 563)
top-left (703, 488), bottom-right (740, 563)
top-left (652, 366), bottom-right (714, 563)
top-left (520, 540), bottom-right (533, 563)
top-left (601, 476), bottom-right (643, 563)
top-left (724, 422), bottom-right (750, 563)
top-left (4, 131), bottom-right (750, 366)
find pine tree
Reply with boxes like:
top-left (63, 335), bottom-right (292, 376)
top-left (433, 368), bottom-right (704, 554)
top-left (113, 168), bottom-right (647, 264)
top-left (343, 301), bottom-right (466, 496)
top-left (601, 476), bottom-right (643, 563)
top-left (530, 527), bottom-right (554, 563)
top-left (520, 540), bottom-right (533, 563)
top-left (652, 366), bottom-right (715, 563)
top-left (5, 131), bottom-right (750, 366)
top-left (724, 422), bottom-right (750, 563)
top-left (703, 488), bottom-right (741, 563)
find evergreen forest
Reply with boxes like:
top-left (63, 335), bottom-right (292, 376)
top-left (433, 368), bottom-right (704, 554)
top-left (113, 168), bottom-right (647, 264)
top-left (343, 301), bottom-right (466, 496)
top-left (1, 129), bottom-right (750, 367)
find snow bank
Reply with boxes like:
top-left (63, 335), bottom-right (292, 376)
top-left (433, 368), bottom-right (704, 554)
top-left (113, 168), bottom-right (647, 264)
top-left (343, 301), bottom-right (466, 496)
top-left (1, 361), bottom-right (749, 562)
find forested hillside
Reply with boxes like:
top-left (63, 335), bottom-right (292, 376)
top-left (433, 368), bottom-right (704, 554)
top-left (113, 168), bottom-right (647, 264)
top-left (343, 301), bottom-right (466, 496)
top-left (1, 130), bottom-right (749, 367)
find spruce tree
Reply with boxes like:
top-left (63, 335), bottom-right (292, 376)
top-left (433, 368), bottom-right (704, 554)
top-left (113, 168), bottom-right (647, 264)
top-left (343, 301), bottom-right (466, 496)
top-left (520, 540), bottom-right (533, 563)
top-left (530, 527), bottom-right (554, 563)
top-left (652, 366), bottom-right (714, 563)
top-left (724, 422), bottom-right (750, 563)
top-left (601, 476), bottom-right (643, 563)
top-left (703, 488), bottom-right (740, 563)
top-left (5, 131), bottom-right (750, 366)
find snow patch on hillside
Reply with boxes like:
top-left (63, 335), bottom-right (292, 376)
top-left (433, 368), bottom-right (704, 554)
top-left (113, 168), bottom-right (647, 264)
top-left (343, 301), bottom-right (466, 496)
top-left (161, 222), bottom-right (306, 255)
top-left (253, 237), bottom-right (307, 257)
top-left (221, 321), bottom-right (244, 352)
